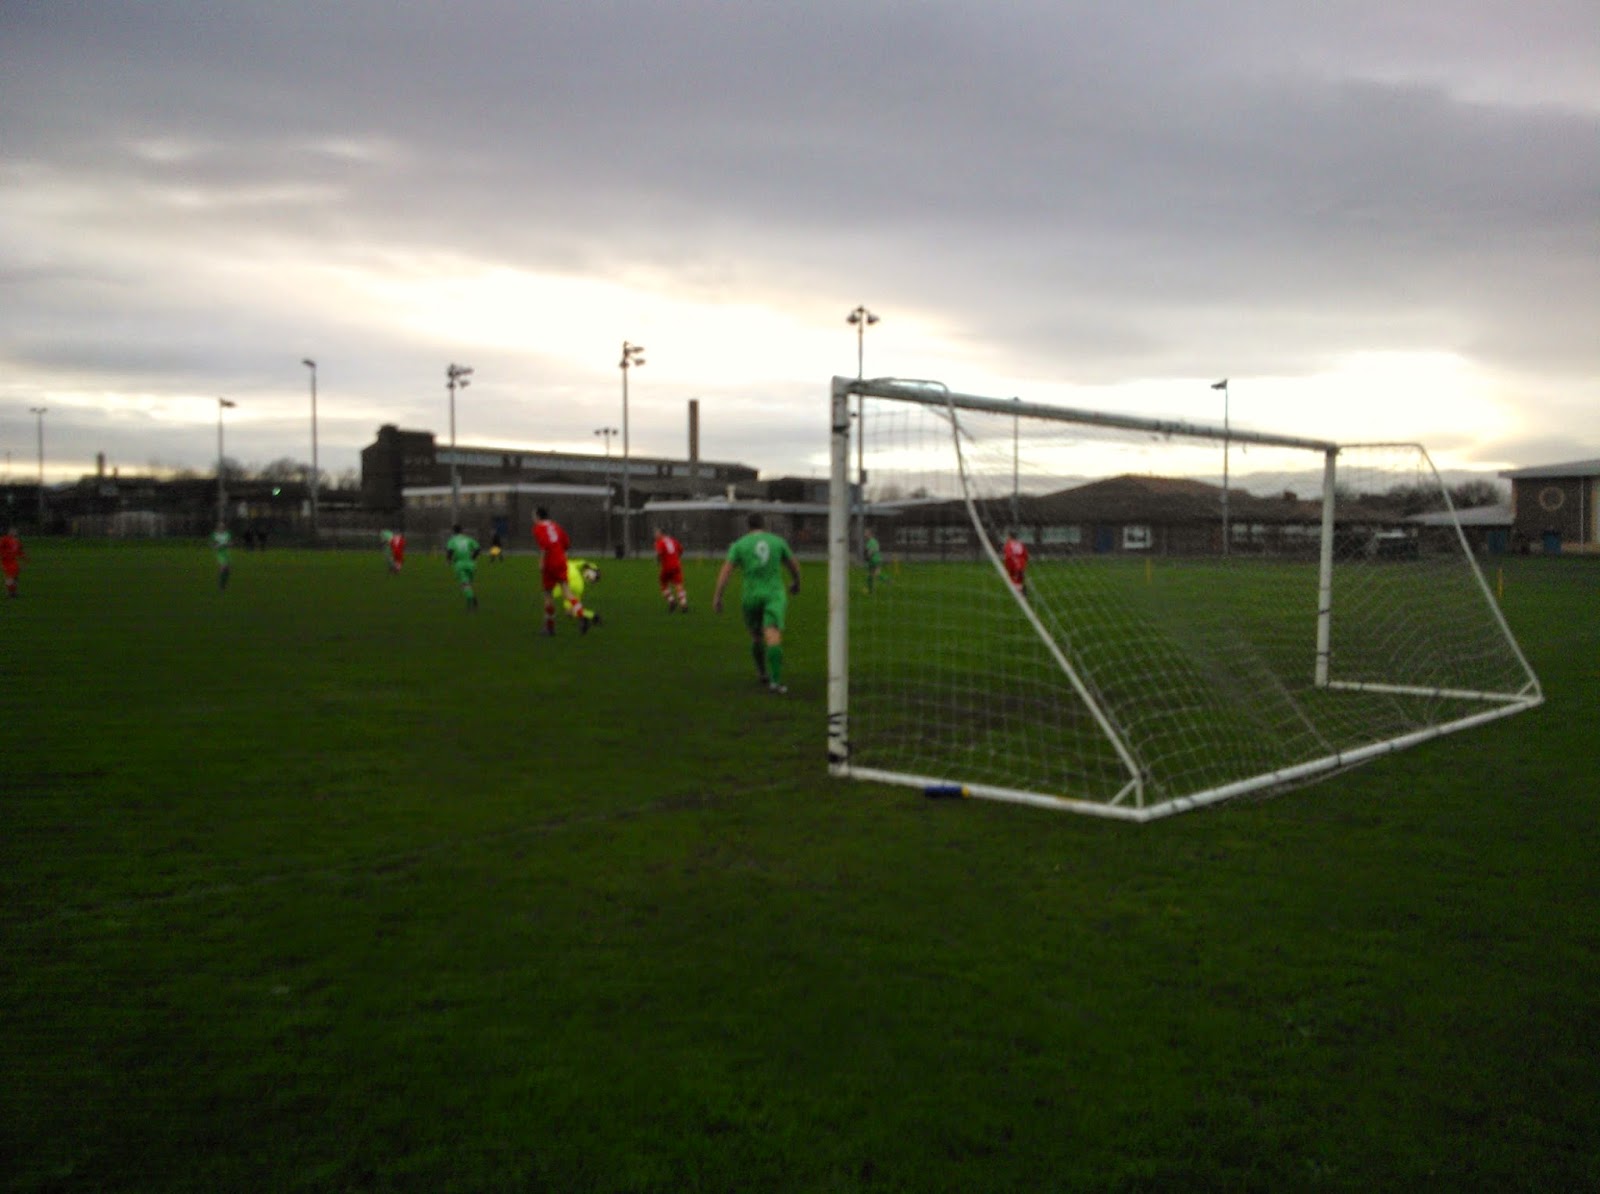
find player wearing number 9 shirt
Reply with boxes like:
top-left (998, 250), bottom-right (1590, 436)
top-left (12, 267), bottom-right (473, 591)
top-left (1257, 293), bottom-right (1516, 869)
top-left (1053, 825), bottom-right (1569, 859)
top-left (712, 512), bottom-right (801, 694)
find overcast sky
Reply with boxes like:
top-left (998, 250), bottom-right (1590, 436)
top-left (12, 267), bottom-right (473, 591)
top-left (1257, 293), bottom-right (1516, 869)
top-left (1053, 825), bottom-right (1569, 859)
top-left (3, 1), bottom-right (1596, 487)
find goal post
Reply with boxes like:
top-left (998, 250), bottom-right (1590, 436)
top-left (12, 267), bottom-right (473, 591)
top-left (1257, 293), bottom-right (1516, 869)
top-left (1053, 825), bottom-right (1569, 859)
top-left (827, 376), bottom-right (1543, 821)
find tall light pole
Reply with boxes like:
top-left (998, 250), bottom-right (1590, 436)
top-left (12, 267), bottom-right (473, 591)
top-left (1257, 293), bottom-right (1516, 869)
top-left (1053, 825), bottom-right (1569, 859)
top-left (29, 406), bottom-right (46, 528)
top-left (302, 358), bottom-right (319, 541)
top-left (846, 306), bottom-right (878, 553)
top-left (446, 363), bottom-right (473, 525)
top-left (216, 397), bottom-right (237, 525)
top-left (594, 426), bottom-right (618, 557)
top-left (619, 341), bottom-right (645, 557)
top-left (1212, 378), bottom-right (1230, 556)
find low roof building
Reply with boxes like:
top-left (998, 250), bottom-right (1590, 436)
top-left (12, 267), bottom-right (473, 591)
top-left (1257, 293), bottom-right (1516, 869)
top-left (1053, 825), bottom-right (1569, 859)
top-left (1498, 459), bottom-right (1600, 553)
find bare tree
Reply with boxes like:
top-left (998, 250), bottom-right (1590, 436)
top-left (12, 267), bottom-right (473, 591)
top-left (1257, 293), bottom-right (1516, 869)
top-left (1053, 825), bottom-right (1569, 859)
top-left (1448, 479), bottom-right (1506, 509)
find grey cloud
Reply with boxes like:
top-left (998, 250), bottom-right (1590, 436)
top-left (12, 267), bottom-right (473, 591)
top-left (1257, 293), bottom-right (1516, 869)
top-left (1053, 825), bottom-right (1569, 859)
top-left (2, 1), bottom-right (1596, 477)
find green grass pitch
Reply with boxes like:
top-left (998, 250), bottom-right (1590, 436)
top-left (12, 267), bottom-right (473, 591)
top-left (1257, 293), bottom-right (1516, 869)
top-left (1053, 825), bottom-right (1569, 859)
top-left (4, 543), bottom-right (1598, 1191)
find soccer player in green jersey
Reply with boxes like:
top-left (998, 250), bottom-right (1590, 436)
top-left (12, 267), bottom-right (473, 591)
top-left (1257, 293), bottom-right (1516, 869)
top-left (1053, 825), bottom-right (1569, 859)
top-left (864, 527), bottom-right (884, 593)
top-left (211, 524), bottom-right (232, 591)
top-left (712, 512), bottom-right (801, 694)
top-left (444, 524), bottom-right (481, 610)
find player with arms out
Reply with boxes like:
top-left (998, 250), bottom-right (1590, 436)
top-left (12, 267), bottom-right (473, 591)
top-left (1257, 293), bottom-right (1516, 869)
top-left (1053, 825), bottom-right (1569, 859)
top-left (654, 525), bottom-right (688, 612)
top-left (1002, 530), bottom-right (1029, 596)
top-left (0, 526), bottom-right (26, 598)
top-left (444, 523), bottom-right (481, 610)
top-left (712, 512), bottom-right (801, 694)
top-left (531, 506), bottom-right (571, 636)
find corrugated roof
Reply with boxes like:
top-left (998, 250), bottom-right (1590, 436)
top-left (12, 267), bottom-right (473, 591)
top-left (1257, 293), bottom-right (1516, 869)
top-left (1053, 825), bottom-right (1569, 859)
top-left (1410, 504), bottom-right (1513, 527)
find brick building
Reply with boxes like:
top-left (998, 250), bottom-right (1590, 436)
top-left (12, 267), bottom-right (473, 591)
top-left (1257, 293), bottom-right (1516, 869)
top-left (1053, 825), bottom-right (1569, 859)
top-left (1499, 459), bottom-right (1600, 554)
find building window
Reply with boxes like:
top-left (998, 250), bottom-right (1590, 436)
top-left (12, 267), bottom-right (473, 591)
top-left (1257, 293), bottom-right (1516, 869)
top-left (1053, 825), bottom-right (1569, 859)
top-left (1123, 525), bottom-right (1151, 551)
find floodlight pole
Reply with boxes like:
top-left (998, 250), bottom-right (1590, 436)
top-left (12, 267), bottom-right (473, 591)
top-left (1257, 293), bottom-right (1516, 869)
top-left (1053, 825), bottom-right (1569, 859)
top-left (847, 306), bottom-right (878, 553)
top-left (446, 363), bottom-right (474, 525)
top-left (28, 404), bottom-right (46, 524)
top-left (29, 406), bottom-right (46, 527)
top-left (1212, 378), bottom-right (1230, 556)
top-left (301, 358), bottom-right (319, 541)
top-left (595, 425), bottom-right (618, 556)
top-left (620, 341), bottom-right (644, 557)
top-left (216, 397), bottom-right (237, 525)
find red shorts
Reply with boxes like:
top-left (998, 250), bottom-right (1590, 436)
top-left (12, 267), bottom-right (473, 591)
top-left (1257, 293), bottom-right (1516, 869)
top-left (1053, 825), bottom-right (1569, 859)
top-left (659, 564), bottom-right (683, 587)
top-left (541, 559), bottom-right (567, 591)
top-left (1, 562), bottom-right (18, 580)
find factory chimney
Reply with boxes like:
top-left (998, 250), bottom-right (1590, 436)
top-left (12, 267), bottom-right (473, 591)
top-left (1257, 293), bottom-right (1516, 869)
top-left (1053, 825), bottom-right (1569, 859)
top-left (688, 399), bottom-right (700, 496)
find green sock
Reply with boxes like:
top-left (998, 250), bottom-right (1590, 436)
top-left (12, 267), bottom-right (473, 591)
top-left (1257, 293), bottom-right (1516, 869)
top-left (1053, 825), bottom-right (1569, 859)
top-left (751, 640), bottom-right (767, 676)
top-left (766, 644), bottom-right (783, 684)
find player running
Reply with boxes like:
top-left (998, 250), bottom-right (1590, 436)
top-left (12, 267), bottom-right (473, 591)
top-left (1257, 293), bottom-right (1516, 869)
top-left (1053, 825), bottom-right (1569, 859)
top-left (212, 524), bottom-right (233, 591)
top-left (562, 558), bottom-right (604, 633)
top-left (1002, 530), bottom-right (1029, 596)
top-left (712, 512), bottom-right (801, 694)
top-left (444, 523), bottom-right (481, 610)
top-left (385, 529), bottom-right (406, 574)
top-left (654, 526), bottom-right (688, 612)
top-left (531, 506), bottom-right (571, 636)
top-left (0, 527), bottom-right (26, 598)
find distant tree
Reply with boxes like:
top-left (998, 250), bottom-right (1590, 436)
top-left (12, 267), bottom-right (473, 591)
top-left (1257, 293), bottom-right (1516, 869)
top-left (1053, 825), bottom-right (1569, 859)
top-left (334, 467), bottom-right (361, 491)
top-left (1448, 479), bottom-right (1505, 509)
top-left (1380, 483), bottom-right (1446, 516)
top-left (257, 457), bottom-right (313, 483)
top-left (1350, 478), bottom-right (1505, 516)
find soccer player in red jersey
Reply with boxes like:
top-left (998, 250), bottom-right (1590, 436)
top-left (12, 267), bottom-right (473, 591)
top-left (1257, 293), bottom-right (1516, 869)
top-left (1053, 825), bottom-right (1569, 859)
top-left (387, 529), bottom-right (406, 574)
top-left (654, 526), bottom-right (688, 612)
top-left (531, 506), bottom-right (571, 635)
top-left (1002, 531), bottom-right (1029, 596)
top-left (0, 526), bottom-right (25, 598)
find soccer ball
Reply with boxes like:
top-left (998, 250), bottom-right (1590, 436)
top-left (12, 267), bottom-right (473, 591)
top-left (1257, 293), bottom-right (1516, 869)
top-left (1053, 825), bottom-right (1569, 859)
top-left (581, 565), bottom-right (600, 583)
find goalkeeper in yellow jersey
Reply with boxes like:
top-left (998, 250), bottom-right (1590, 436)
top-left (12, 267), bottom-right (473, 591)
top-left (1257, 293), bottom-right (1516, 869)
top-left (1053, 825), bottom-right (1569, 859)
top-left (562, 558), bottom-right (603, 634)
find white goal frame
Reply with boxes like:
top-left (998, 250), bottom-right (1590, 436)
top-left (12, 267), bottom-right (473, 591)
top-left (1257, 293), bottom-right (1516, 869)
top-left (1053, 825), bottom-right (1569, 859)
top-left (826, 376), bottom-right (1544, 821)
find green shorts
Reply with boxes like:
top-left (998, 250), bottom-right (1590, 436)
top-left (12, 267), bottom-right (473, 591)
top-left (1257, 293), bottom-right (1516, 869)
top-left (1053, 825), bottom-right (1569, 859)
top-left (453, 561), bottom-right (477, 585)
top-left (742, 591), bottom-right (787, 635)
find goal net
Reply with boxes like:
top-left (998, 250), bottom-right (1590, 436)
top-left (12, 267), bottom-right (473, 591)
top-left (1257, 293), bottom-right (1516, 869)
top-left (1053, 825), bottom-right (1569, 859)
top-left (826, 377), bottom-right (1542, 820)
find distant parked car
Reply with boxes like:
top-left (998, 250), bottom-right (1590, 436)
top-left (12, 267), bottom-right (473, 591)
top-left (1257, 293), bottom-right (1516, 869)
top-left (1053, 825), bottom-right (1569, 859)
top-left (1366, 530), bottom-right (1419, 560)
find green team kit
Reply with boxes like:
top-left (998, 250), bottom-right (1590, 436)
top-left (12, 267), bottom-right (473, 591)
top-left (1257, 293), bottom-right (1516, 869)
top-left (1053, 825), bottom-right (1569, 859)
top-left (727, 530), bottom-right (793, 633)
top-left (726, 529), bottom-right (797, 690)
top-left (445, 531), bottom-right (481, 609)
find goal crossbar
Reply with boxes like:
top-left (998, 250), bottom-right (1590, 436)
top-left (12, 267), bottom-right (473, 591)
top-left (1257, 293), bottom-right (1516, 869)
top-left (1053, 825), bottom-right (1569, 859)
top-left (843, 376), bottom-right (1339, 454)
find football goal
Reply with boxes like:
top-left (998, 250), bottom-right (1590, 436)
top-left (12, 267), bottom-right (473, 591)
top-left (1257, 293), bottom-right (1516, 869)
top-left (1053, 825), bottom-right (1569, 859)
top-left (826, 376), bottom-right (1542, 820)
